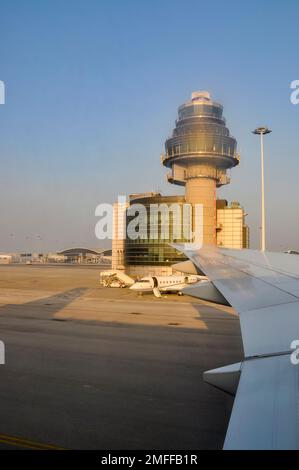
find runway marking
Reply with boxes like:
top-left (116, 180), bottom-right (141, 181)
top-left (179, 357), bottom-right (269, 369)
top-left (0, 433), bottom-right (66, 450)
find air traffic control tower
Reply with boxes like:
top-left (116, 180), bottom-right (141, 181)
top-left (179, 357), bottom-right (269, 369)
top-left (162, 91), bottom-right (240, 245)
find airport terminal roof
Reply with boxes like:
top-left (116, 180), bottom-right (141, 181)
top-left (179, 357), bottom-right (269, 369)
top-left (58, 247), bottom-right (112, 256)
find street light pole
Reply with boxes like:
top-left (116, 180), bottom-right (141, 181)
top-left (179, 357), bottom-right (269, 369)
top-left (260, 131), bottom-right (266, 252)
top-left (252, 127), bottom-right (272, 252)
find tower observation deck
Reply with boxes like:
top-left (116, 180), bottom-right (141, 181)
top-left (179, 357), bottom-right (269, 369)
top-left (162, 91), bottom-right (239, 245)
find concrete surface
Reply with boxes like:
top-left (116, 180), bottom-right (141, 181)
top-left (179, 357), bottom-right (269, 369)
top-left (0, 265), bottom-right (243, 449)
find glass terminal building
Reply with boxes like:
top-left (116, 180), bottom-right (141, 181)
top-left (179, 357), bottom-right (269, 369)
top-left (124, 193), bottom-right (191, 275)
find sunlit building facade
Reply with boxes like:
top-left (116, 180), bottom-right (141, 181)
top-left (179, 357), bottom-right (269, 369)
top-left (216, 200), bottom-right (249, 249)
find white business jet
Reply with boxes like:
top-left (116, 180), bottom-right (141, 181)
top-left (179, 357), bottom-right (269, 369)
top-left (129, 274), bottom-right (207, 297)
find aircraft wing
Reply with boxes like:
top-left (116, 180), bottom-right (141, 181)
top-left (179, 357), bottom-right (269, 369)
top-left (174, 244), bottom-right (299, 449)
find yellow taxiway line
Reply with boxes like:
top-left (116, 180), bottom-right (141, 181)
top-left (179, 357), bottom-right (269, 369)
top-left (0, 433), bottom-right (65, 450)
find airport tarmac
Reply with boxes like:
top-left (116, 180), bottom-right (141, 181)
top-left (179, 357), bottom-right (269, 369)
top-left (0, 264), bottom-right (243, 449)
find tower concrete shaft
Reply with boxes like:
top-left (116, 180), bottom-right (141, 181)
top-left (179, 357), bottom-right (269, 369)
top-left (185, 177), bottom-right (216, 245)
top-left (162, 91), bottom-right (239, 245)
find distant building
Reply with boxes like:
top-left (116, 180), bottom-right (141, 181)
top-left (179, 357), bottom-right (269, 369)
top-left (46, 253), bottom-right (66, 263)
top-left (19, 253), bottom-right (43, 263)
top-left (0, 254), bottom-right (13, 264)
top-left (57, 247), bottom-right (112, 264)
top-left (216, 200), bottom-right (249, 249)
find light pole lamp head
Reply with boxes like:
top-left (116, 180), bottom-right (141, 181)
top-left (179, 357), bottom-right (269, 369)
top-left (252, 127), bottom-right (272, 135)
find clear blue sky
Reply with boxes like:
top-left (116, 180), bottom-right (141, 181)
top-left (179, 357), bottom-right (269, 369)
top-left (0, 0), bottom-right (298, 251)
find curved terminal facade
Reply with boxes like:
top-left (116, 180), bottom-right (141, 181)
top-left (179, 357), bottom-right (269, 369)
top-left (162, 91), bottom-right (239, 245)
top-left (124, 193), bottom-right (190, 276)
